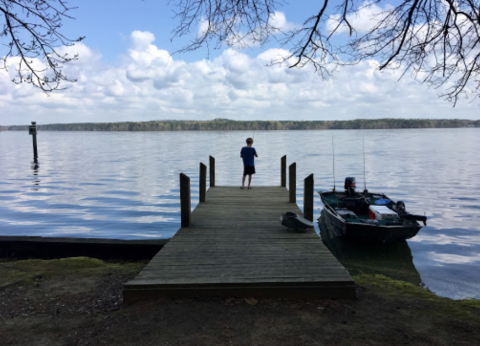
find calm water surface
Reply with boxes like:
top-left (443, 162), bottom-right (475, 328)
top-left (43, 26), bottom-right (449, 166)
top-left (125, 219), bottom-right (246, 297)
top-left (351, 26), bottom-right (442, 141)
top-left (1, 129), bottom-right (479, 300)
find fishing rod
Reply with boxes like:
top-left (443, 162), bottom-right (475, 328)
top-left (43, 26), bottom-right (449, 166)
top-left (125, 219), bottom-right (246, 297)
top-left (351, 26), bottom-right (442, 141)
top-left (332, 136), bottom-right (336, 192)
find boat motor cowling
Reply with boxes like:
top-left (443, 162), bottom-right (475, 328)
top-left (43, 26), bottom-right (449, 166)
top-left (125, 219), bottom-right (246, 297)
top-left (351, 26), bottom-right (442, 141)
top-left (344, 177), bottom-right (356, 196)
top-left (396, 201), bottom-right (406, 213)
top-left (392, 201), bottom-right (406, 214)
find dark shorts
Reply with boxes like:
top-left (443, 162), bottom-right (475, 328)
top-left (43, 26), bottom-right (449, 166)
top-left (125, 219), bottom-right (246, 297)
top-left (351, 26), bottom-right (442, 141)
top-left (243, 166), bottom-right (256, 176)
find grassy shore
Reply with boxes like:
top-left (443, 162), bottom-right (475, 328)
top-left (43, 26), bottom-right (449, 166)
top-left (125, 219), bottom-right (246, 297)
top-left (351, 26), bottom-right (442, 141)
top-left (1, 257), bottom-right (479, 346)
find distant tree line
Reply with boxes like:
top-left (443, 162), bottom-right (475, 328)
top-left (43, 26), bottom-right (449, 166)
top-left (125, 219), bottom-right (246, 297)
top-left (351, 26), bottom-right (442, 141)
top-left (1, 118), bottom-right (479, 132)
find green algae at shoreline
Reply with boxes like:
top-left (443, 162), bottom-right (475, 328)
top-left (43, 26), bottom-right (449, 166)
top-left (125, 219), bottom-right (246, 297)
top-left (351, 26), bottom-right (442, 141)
top-left (354, 274), bottom-right (480, 320)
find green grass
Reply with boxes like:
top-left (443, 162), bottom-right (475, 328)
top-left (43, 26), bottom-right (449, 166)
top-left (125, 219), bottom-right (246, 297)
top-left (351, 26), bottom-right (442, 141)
top-left (0, 257), bottom-right (146, 288)
top-left (355, 274), bottom-right (480, 320)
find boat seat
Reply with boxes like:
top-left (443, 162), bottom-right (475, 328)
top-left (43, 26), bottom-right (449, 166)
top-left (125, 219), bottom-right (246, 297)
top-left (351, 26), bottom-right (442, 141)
top-left (335, 208), bottom-right (357, 219)
top-left (343, 197), bottom-right (369, 214)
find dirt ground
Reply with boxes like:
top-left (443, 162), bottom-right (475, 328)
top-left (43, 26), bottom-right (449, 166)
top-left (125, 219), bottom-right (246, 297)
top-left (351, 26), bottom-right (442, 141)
top-left (1, 257), bottom-right (479, 346)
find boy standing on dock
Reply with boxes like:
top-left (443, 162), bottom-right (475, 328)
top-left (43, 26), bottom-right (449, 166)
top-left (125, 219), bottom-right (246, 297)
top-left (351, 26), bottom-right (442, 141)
top-left (240, 138), bottom-right (258, 189)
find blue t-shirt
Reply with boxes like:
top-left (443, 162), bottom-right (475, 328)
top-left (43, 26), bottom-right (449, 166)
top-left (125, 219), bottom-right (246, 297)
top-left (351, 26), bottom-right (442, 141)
top-left (241, 146), bottom-right (257, 166)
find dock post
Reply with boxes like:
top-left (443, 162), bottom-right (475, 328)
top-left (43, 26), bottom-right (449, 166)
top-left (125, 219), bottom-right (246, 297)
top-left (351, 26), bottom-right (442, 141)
top-left (304, 174), bottom-right (314, 221)
top-left (289, 163), bottom-right (296, 203)
top-left (200, 163), bottom-right (207, 203)
top-left (29, 121), bottom-right (38, 163)
top-left (281, 155), bottom-right (286, 187)
top-left (180, 173), bottom-right (191, 227)
top-left (209, 156), bottom-right (215, 187)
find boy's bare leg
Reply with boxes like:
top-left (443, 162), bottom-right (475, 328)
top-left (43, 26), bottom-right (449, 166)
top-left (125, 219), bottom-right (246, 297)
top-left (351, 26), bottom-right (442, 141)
top-left (248, 174), bottom-right (252, 188)
top-left (241, 175), bottom-right (246, 189)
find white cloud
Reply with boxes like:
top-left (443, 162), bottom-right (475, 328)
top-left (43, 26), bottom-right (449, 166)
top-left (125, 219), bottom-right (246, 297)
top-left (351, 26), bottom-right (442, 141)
top-left (326, 2), bottom-right (391, 36)
top-left (131, 31), bottom-right (156, 50)
top-left (197, 18), bottom-right (211, 38)
top-left (268, 11), bottom-right (296, 32)
top-left (219, 11), bottom-right (296, 49)
top-left (0, 30), bottom-right (478, 126)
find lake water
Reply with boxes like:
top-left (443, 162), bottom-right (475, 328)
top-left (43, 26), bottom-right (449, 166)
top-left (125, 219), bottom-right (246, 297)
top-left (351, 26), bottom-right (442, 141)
top-left (1, 129), bottom-right (479, 300)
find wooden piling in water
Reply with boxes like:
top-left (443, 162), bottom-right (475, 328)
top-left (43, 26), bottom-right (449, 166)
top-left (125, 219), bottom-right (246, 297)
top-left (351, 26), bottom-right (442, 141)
top-left (289, 163), bottom-right (296, 203)
top-left (180, 173), bottom-right (191, 227)
top-left (29, 121), bottom-right (38, 163)
top-left (281, 155), bottom-right (286, 187)
top-left (200, 163), bottom-right (207, 203)
top-left (304, 174), bottom-right (314, 221)
top-left (209, 156), bottom-right (215, 187)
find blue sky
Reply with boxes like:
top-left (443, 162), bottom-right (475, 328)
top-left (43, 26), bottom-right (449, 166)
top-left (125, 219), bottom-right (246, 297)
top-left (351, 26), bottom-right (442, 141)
top-left (0, 0), bottom-right (479, 125)
top-left (63, 0), bottom-right (312, 62)
top-left (61, 1), bottom-right (190, 62)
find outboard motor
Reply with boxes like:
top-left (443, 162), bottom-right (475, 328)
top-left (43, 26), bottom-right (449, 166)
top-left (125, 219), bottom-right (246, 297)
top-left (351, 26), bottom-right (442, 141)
top-left (392, 201), bottom-right (428, 226)
top-left (344, 177), bottom-right (356, 196)
top-left (392, 201), bottom-right (406, 214)
top-left (396, 201), bottom-right (406, 213)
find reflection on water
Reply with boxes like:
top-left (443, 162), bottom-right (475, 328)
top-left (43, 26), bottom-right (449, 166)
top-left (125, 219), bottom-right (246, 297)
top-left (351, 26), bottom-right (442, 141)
top-left (31, 162), bottom-right (40, 190)
top-left (0, 128), bottom-right (480, 300)
top-left (319, 210), bottom-right (422, 286)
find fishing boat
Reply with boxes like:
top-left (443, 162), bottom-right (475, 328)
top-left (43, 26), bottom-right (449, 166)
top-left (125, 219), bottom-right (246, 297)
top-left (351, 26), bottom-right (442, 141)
top-left (318, 177), bottom-right (427, 244)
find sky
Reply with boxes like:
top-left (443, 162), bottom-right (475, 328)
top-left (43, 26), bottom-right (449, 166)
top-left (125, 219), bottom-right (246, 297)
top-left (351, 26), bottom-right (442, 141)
top-left (0, 0), bottom-right (479, 126)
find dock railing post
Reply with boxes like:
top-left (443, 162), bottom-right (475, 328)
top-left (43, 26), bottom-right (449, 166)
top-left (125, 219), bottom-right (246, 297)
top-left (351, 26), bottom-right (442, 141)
top-left (304, 174), bottom-right (314, 221)
top-left (209, 156), bottom-right (215, 187)
top-left (180, 173), bottom-right (191, 227)
top-left (281, 155), bottom-right (286, 187)
top-left (200, 163), bottom-right (207, 203)
top-left (289, 163), bottom-right (296, 203)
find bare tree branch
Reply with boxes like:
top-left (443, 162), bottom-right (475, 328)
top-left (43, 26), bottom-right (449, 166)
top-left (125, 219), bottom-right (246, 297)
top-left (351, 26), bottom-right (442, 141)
top-left (1, 0), bottom-right (84, 93)
top-left (169, 0), bottom-right (480, 105)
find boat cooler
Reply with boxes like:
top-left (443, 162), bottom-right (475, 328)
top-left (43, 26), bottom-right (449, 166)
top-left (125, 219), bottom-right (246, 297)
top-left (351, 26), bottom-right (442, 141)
top-left (368, 205), bottom-right (398, 220)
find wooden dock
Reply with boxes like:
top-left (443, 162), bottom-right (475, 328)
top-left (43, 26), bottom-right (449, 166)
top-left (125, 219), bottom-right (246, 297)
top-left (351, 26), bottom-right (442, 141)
top-left (124, 157), bottom-right (355, 302)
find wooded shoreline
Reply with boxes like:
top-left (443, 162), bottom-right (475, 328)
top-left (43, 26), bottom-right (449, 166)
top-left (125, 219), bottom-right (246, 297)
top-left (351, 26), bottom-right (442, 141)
top-left (1, 118), bottom-right (479, 132)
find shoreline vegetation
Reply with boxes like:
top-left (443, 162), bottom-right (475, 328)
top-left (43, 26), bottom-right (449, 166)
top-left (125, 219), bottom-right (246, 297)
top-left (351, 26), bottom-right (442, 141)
top-left (1, 118), bottom-right (479, 132)
top-left (1, 257), bottom-right (479, 346)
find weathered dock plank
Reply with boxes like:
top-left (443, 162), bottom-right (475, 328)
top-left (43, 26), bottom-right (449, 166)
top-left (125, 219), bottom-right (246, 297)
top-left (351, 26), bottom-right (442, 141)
top-left (124, 186), bottom-right (355, 302)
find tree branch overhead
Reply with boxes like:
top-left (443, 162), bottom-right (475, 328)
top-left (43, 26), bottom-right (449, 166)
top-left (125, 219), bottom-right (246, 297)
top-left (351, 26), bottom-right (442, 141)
top-left (1, 0), bottom-right (84, 93)
top-left (1, 0), bottom-right (479, 103)
top-left (170, 0), bottom-right (480, 104)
